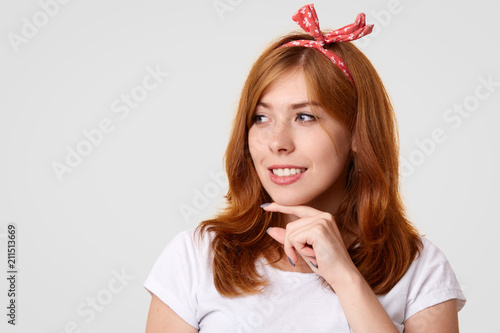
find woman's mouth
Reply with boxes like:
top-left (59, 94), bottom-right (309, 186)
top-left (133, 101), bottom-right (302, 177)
top-left (271, 168), bottom-right (307, 177)
top-left (268, 166), bottom-right (307, 185)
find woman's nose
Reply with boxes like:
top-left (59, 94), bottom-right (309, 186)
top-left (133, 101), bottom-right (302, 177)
top-left (268, 122), bottom-right (295, 154)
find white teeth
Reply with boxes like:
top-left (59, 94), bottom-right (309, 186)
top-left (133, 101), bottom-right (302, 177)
top-left (272, 168), bottom-right (305, 177)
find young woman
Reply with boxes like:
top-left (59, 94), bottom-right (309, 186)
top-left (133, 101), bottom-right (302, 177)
top-left (144, 4), bottom-right (466, 332)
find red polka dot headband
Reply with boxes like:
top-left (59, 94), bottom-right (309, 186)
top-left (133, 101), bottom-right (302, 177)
top-left (281, 4), bottom-right (374, 84)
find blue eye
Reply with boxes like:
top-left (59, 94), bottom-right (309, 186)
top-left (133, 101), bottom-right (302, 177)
top-left (297, 113), bottom-right (317, 122)
top-left (253, 114), bottom-right (269, 123)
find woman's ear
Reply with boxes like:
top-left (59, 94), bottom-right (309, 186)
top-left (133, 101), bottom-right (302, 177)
top-left (351, 135), bottom-right (358, 153)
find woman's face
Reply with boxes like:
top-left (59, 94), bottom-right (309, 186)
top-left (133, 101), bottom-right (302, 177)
top-left (248, 69), bottom-right (352, 211)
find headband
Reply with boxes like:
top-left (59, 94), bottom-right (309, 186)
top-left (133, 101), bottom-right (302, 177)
top-left (281, 4), bottom-right (374, 83)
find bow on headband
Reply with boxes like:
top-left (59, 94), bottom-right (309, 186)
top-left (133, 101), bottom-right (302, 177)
top-left (281, 4), bottom-right (374, 83)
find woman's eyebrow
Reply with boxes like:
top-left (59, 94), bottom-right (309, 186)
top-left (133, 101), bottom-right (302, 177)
top-left (256, 101), bottom-right (321, 110)
top-left (256, 101), bottom-right (271, 109)
top-left (289, 101), bottom-right (321, 110)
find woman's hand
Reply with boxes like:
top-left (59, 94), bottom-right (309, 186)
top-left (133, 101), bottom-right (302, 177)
top-left (263, 202), bottom-right (358, 285)
top-left (263, 202), bottom-right (400, 332)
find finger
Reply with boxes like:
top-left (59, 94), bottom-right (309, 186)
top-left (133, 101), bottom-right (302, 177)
top-left (286, 221), bottom-right (318, 258)
top-left (267, 227), bottom-right (316, 263)
top-left (283, 229), bottom-right (299, 264)
top-left (261, 202), bottom-right (323, 219)
top-left (288, 227), bottom-right (316, 257)
top-left (289, 237), bottom-right (318, 268)
top-left (291, 238), bottom-right (318, 269)
top-left (308, 258), bottom-right (318, 269)
top-left (292, 242), bottom-right (316, 258)
top-left (266, 227), bottom-right (300, 264)
top-left (266, 227), bottom-right (285, 244)
top-left (283, 220), bottom-right (324, 264)
top-left (267, 215), bottom-right (327, 264)
top-left (287, 222), bottom-right (332, 266)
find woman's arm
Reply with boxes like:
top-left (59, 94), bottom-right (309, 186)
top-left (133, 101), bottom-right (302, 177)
top-left (264, 203), bottom-right (460, 332)
top-left (329, 268), bottom-right (399, 332)
top-left (265, 203), bottom-right (399, 332)
top-left (145, 294), bottom-right (198, 333)
top-left (404, 299), bottom-right (459, 333)
top-left (331, 273), bottom-right (459, 333)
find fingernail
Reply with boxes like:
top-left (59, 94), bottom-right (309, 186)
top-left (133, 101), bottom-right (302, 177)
top-left (260, 203), bottom-right (271, 208)
top-left (288, 257), bottom-right (295, 267)
top-left (309, 261), bottom-right (318, 269)
top-left (266, 227), bottom-right (272, 234)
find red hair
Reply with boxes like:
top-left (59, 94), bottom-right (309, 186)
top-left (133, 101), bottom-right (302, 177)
top-left (198, 32), bottom-right (422, 296)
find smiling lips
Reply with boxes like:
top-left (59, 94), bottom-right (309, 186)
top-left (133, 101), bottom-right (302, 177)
top-left (268, 166), bottom-right (307, 185)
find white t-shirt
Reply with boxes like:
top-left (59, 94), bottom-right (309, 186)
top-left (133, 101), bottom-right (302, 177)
top-left (144, 229), bottom-right (466, 332)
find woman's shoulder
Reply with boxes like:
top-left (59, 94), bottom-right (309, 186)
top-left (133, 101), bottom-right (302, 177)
top-left (144, 228), bottom-right (215, 295)
top-left (159, 227), bottom-right (214, 261)
top-left (384, 235), bottom-right (459, 290)
top-left (378, 235), bottom-right (466, 323)
top-left (412, 235), bottom-right (454, 271)
top-left (401, 235), bottom-right (456, 282)
top-left (145, 228), bottom-right (216, 330)
top-left (401, 235), bottom-right (466, 314)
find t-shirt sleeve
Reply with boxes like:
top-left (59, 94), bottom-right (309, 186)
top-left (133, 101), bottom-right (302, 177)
top-left (404, 237), bottom-right (466, 322)
top-left (144, 229), bottom-right (206, 330)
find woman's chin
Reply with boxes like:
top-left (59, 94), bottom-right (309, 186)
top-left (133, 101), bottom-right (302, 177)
top-left (268, 195), bottom-right (310, 207)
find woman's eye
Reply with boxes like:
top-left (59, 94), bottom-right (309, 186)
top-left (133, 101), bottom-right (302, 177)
top-left (296, 113), bottom-right (317, 122)
top-left (253, 114), bottom-right (269, 123)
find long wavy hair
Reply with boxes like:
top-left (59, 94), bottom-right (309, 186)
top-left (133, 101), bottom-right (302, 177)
top-left (198, 32), bottom-right (422, 296)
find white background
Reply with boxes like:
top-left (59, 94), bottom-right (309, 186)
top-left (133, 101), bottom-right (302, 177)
top-left (1, 0), bottom-right (499, 332)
